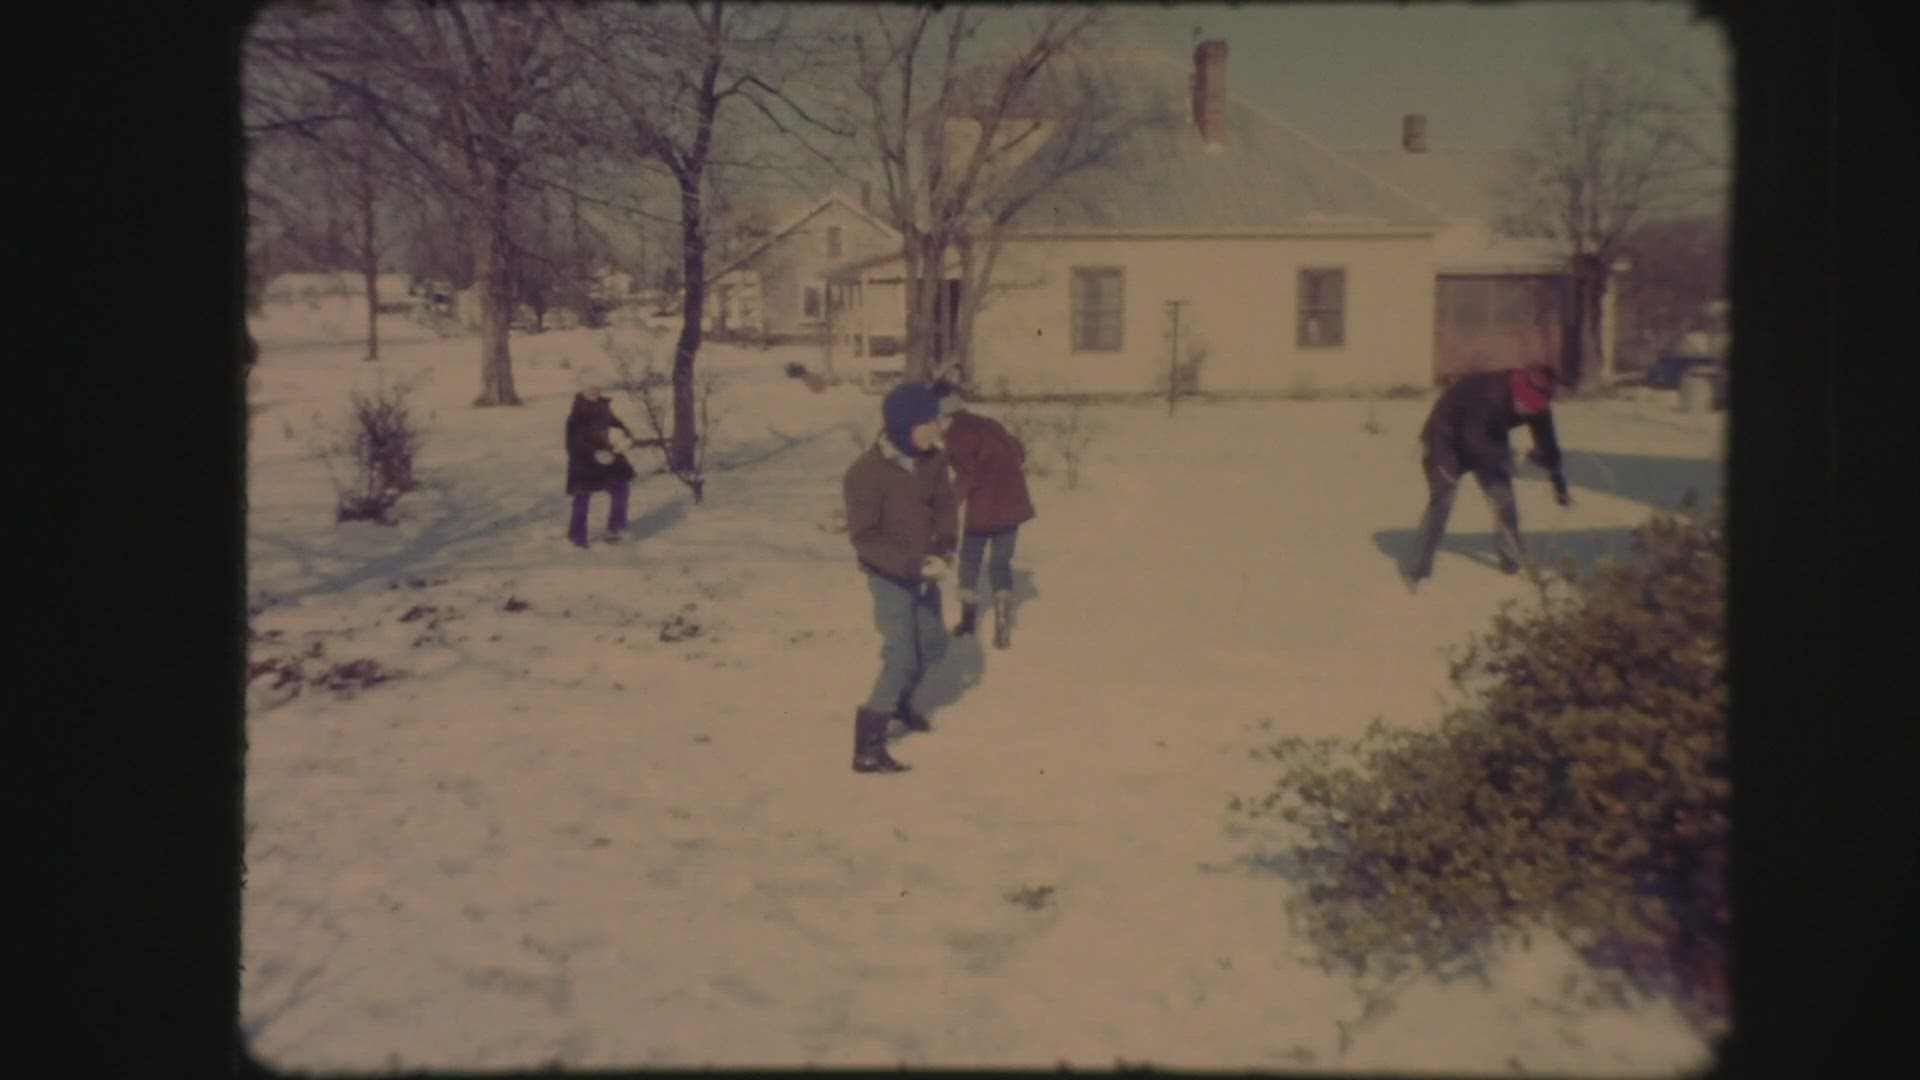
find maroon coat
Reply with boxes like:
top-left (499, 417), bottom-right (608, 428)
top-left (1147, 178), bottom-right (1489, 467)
top-left (942, 410), bottom-right (1036, 534)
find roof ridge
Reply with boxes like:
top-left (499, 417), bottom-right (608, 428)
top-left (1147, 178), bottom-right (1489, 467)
top-left (706, 191), bottom-right (901, 284)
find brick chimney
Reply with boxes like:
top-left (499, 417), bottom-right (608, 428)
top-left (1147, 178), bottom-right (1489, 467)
top-left (860, 181), bottom-right (872, 211)
top-left (1403, 113), bottom-right (1428, 153)
top-left (1192, 40), bottom-right (1228, 148)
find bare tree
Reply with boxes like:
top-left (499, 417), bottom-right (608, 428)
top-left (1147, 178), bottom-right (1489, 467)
top-left (248, 1), bottom-right (577, 406)
top-left (1497, 55), bottom-right (1695, 389)
top-left (554, 2), bottom-right (838, 471)
top-left (812, 5), bottom-right (1130, 385)
top-left (1608, 9), bottom-right (1734, 183)
top-left (243, 59), bottom-right (418, 362)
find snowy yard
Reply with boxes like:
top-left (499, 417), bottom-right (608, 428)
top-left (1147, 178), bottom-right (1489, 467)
top-left (242, 304), bottom-right (1726, 1073)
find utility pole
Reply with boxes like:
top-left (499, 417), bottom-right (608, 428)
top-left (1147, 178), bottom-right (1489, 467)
top-left (1166, 299), bottom-right (1190, 415)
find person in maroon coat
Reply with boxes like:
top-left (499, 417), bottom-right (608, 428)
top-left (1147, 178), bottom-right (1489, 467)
top-left (934, 388), bottom-right (1036, 648)
top-left (1404, 363), bottom-right (1572, 587)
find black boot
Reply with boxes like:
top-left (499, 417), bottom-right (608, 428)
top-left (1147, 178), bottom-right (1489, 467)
top-left (991, 591), bottom-right (1013, 650)
top-left (852, 708), bottom-right (911, 773)
top-left (953, 602), bottom-right (979, 637)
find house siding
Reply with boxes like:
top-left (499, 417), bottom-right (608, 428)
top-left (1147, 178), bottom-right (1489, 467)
top-left (743, 201), bottom-right (897, 340)
top-left (967, 235), bottom-right (1435, 394)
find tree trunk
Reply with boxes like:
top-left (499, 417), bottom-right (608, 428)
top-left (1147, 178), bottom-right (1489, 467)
top-left (360, 169), bottom-right (380, 362)
top-left (1564, 279), bottom-right (1588, 390)
top-left (357, 111), bottom-right (380, 362)
top-left (671, 176), bottom-right (706, 474)
top-left (1575, 274), bottom-right (1606, 392)
top-left (472, 167), bottom-right (521, 406)
top-left (903, 233), bottom-right (948, 382)
top-left (1593, 272), bottom-right (1616, 388)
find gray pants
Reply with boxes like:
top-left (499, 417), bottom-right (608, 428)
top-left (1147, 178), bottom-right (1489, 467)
top-left (863, 571), bottom-right (951, 714)
top-left (1411, 456), bottom-right (1523, 577)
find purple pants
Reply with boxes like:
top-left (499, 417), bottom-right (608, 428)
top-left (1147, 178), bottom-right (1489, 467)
top-left (569, 483), bottom-right (630, 544)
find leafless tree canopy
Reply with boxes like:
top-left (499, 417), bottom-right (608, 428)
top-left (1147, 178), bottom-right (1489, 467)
top-left (247, 1), bottom-right (588, 405)
top-left (788, 4), bottom-right (1139, 384)
top-left (1498, 55), bottom-right (1711, 387)
top-left (1499, 57), bottom-right (1696, 257)
top-left (243, 1), bottom-right (1142, 404)
top-left (541, 1), bottom-right (847, 467)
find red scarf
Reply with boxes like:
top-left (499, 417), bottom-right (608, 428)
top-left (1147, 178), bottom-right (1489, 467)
top-left (1510, 366), bottom-right (1554, 415)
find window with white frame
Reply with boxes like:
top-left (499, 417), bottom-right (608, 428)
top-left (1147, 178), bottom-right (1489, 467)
top-left (804, 286), bottom-right (822, 320)
top-left (1070, 267), bottom-right (1125, 351)
top-left (1297, 267), bottom-right (1347, 348)
top-left (826, 225), bottom-right (843, 260)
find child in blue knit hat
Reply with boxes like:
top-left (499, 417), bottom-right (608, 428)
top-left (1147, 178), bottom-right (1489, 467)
top-left (839, 381), bottom-right (959, 773)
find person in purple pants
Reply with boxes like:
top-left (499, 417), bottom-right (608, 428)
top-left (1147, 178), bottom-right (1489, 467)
top-left (563, 368), bottom-right (639, 548)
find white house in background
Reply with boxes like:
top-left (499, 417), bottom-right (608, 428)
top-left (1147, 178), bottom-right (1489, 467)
top-left (700, 190), bottom-right (899, 345)
top-left (822, 43), bottom-right (1637, 394)
top-left (824, 41), bottom-right (1449, 395)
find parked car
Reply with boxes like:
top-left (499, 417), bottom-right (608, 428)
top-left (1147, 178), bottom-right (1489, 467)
top-left (1645, 353), bottom-right (1723, 390)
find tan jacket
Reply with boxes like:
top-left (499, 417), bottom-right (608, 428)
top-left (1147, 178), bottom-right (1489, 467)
top-left (843, 440), bottom-right (958, 582)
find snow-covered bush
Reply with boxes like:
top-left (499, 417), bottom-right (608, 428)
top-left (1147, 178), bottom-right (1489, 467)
top-left (1232, 505), bottom-right (1729, 1032)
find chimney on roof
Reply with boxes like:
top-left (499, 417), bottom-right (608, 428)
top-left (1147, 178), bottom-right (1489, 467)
top-left (1192, 39), bottom-right (1228, 148)
top-left (1403, 113), bottom-right (1428, 153)
top-left (860, 181), bottom-right (872, 211)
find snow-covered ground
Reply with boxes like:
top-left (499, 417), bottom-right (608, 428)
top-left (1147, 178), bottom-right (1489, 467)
top-left (243, 302), bottom-right (1727, 1074)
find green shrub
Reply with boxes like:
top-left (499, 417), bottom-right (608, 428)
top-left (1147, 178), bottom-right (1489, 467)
top-left (1232, 505), bottom-right (1729, 1028)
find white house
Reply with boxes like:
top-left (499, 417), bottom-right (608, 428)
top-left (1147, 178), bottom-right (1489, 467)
top-left (824, 41), bottom-right (1451, 396)
top-left (700, 191), bottom-right (899, 345)
top-left (822, 42), bottom-right (1640, 395)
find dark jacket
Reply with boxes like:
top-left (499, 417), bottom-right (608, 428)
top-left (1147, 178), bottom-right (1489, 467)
top-left (1420, 370), bottom-right (1564, 485)
top-left (565, 393), bottom-right (639, 495)
top-left (843, 441), bottom-right (958, 584)
top-left (942, 410), bottom-right (1036, 534)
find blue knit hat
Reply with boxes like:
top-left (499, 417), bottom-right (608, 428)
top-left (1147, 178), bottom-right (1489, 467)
top-left (882, 381), bottom-right (942, 456)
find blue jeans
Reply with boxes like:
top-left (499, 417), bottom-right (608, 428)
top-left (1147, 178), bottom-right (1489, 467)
top-left (864, 571), bottom-right (951, 714)
top-left (569, 482), bottom-right (630, 544)
top-left (958, 525), bottom-right (1019, 599)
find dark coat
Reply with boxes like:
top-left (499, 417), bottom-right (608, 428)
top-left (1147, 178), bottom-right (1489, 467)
top-left (942, 410), bottom-right (1036, 534)
top-left (1419, 370), bottom-right (1565, 484)
top-left (565, 393), bottom-right (639, 495)
top-left (843, 441), bottom-right (958, 584)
